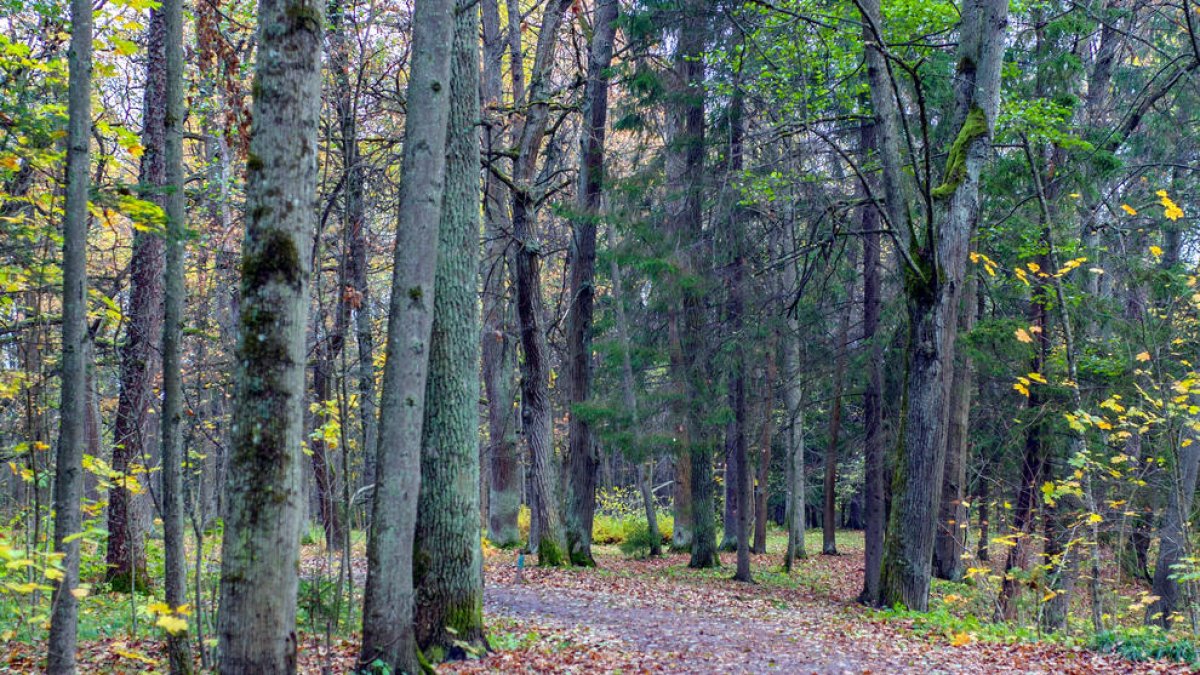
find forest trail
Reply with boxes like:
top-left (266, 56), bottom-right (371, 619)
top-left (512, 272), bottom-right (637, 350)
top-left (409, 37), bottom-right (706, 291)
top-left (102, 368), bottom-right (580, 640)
top-left (440, 550), bottom-right (1185, 674)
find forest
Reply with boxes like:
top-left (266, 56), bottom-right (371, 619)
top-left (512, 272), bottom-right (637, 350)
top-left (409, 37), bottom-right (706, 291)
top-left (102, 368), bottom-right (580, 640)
top-left (1, 0), bottom-right (1199, 671)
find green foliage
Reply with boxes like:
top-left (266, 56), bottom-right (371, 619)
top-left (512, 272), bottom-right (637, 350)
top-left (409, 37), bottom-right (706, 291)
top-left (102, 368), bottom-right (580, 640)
top-left (1090, 628), bottom-right (1200, 666)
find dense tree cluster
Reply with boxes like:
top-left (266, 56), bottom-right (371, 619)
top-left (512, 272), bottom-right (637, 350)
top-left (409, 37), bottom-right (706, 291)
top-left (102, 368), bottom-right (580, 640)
top-left (1, 0), bottom-right (1199, 671)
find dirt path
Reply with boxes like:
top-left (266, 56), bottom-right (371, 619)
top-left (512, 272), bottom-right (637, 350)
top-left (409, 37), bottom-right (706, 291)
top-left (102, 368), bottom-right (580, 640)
top-left (482, 582), bottom-right (867, 673)
top-left (439, 553), bottom-right (1185, 674)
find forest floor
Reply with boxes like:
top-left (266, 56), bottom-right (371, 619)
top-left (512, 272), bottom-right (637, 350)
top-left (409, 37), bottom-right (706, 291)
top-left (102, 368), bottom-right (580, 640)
top-left (1, 531), bottom-right (1191, 672)
top-left (440, 538), bottom-right (1187, 674)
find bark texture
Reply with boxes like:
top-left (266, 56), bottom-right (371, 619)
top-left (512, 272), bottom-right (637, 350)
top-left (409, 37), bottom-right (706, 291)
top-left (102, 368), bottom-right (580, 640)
top-left (359, 0), bottom-right (454, 669)
top-left (564, 0), bottom-right (618, 567)
top-left (47, 0), bottom-right (91, 668)
top-left (106, 5), bottom-right (165, 593)
top-left (879, 0), bottom-right (1007, 612)
top-left (216, 0), bottom-right (323, 670)
top-left (413, 0), bottom-right (486, 659)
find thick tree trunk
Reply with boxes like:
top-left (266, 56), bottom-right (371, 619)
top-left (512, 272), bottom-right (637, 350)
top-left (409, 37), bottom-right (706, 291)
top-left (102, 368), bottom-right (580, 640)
top-left (106, 5), bottom-right (165, 593)
top-left (564, 0), bottom-right (618, 567)
top-left (359, 0), bottom-right (454, 668)
top-left (160, 0), bottom-right (191, 667)
top-left (933, 277), bottom-right (977, 581)
top-left (413, 0), bottom-right (486, 657)
top-left (47, 0), bottom-right (91, 668)
top-left (217, 0), bottom-right (322, 670)
top-left (879, 0), bottom-right (1007, 612)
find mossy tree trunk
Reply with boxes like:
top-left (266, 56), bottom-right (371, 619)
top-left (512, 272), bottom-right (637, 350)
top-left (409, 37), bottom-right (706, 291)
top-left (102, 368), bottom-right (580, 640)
top-left (47, 0), bottom-right (91, 668)
top-left (216, 0), bottom-right (323, 670)
top-left (413, 0), bottom-right (487, 661)
top-left (359, 0), bottom-right (455, 669)
top-left (878, 0), bottom-right (1007, 612)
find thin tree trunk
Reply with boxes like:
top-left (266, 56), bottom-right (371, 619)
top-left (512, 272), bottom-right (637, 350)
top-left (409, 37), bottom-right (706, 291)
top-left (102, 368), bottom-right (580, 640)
top-left (857, 122), bottom-right (885, 604)
top-left (564, 0), bottom-right (618, 567)
top-left (359, 0), bottom-right (454, 668)
top-left (160, 0), bottom-right (191, 666)
top-left (823, 261), bottom-right (853, 556)
top-left (753, 335), bottom-right (777, 554)
top-left (413, 0), bottom-right (486, 657)
top-left (479, 0), bottom-right (520, 548)
top-left (608, 218), bottom-right (661, 557)
top-left (1147, 437), bottom-right (1200, 628)
top-left (106, 4), bottom-right (165, 593)
top-left (47, 0), bottom-right (91, 667)
top-left (216, 0), bottom-right (323, 669)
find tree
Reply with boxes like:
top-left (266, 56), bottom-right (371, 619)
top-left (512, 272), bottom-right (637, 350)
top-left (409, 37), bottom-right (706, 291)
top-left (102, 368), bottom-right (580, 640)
top-left (358, 0), bottom-right (455, 668)
top-left (159, 0), bottom-right (191, 666)
top-left (216, 0), bottom-right (323, 669)
top-left (412, 0), bottom-right (487, 659)
top-left (564, 0), bottom-right (619, 569)
top-left (105, 2), bottom-right (165, 594)
top-left (46, 0), bottom-right (91, 667)
top-left (878, 0), bottom-right (1008, 611)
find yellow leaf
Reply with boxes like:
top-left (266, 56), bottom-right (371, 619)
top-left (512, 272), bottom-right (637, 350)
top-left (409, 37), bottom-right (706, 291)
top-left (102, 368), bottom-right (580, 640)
top-left (43, 567), bottom-right (64, 581)
top-left (113, 648), bottom-right (157, 665)
top-left (1121, 204), bottom-right (1137, 216)
top-left (1015, 328), bottom-right (1033, 343)
top-left (949, 632), bottom-right (973, 647)
top-left (70, 587), bottom-right (89, 599)
top-left (156, 614), bottom-right (189, 635)
top-left (1028, 372), bottom-right (1048, 384)
top-left (146, 601), bottom-right (172, 615)
top-left (1013, 382), bottom-right (1030, 397)
top-left (1136, 351), bottom-right (1151, 362)
top-left (1149, 245), bottom-right (1163, 258)
top-left (1088, 513), bottom-right (1103, 523)
top-left (0, 155), bottom-right (19, 171)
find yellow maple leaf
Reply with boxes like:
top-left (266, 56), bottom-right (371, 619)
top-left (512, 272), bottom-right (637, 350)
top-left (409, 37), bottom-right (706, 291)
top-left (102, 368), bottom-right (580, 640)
top-left (949, 632), bottom-right (973, 647)
top-left (1015, 328), bottom-right (1034, 343)
top-left (1028, 372), bottom-right (1048, 384)
top-left (1136, 351), bottom-right (1151, 362)
top-left (1150, 245), bottom-right (1163, 258)
top-left (70, 587), bottom-right (89, 599)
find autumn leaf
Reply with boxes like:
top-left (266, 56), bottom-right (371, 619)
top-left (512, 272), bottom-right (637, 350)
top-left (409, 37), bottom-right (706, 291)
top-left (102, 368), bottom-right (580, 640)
top-left (949, 632), bottom-right (973, 647)
top-left (1136, 351), bottom-right (1151, 362)
top-left (1121, 203), bottom-right (1137, 215)
top-left (156, 614), bottom-right (189, 635)
top-left (1015, 328), bottom-right (1033, 343)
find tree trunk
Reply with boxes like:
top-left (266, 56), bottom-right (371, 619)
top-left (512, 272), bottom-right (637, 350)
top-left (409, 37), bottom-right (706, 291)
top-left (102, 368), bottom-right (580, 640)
top-left (509, 0), bottom-right (574, 566)
top-left (753, 335), bottom-right (777, 554)
top-left (47, 0), bottom-right (91, 668)
top-left (823, 252), bottom-right (854, 556)
top-left (857, 122), bottom-right (885, 604)
top-left (216, 0), bottom-right (322, 671)
top-left (1147, 437), bottom-right (1200, 628)
top-left (413, 0), bottom-right (486, 658)
top-left (782, 235), bottom-right (808, 569)
top-left (160, 0), bottom-right (192, 667)
top-left (479, 0), bottom-right (521, 549)
top-left (879, 0), bottom-right (1007, 612)
top-left (106, 4), bottom-right (166, 594)
top-left (327, 0), bottom-right (376, 496)
top-left (359, 0), bottom-right (454, 668)
top-left (564, 0), bottom-right (618, 568)
top-left (933, 276), bottom-right (977, 581)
